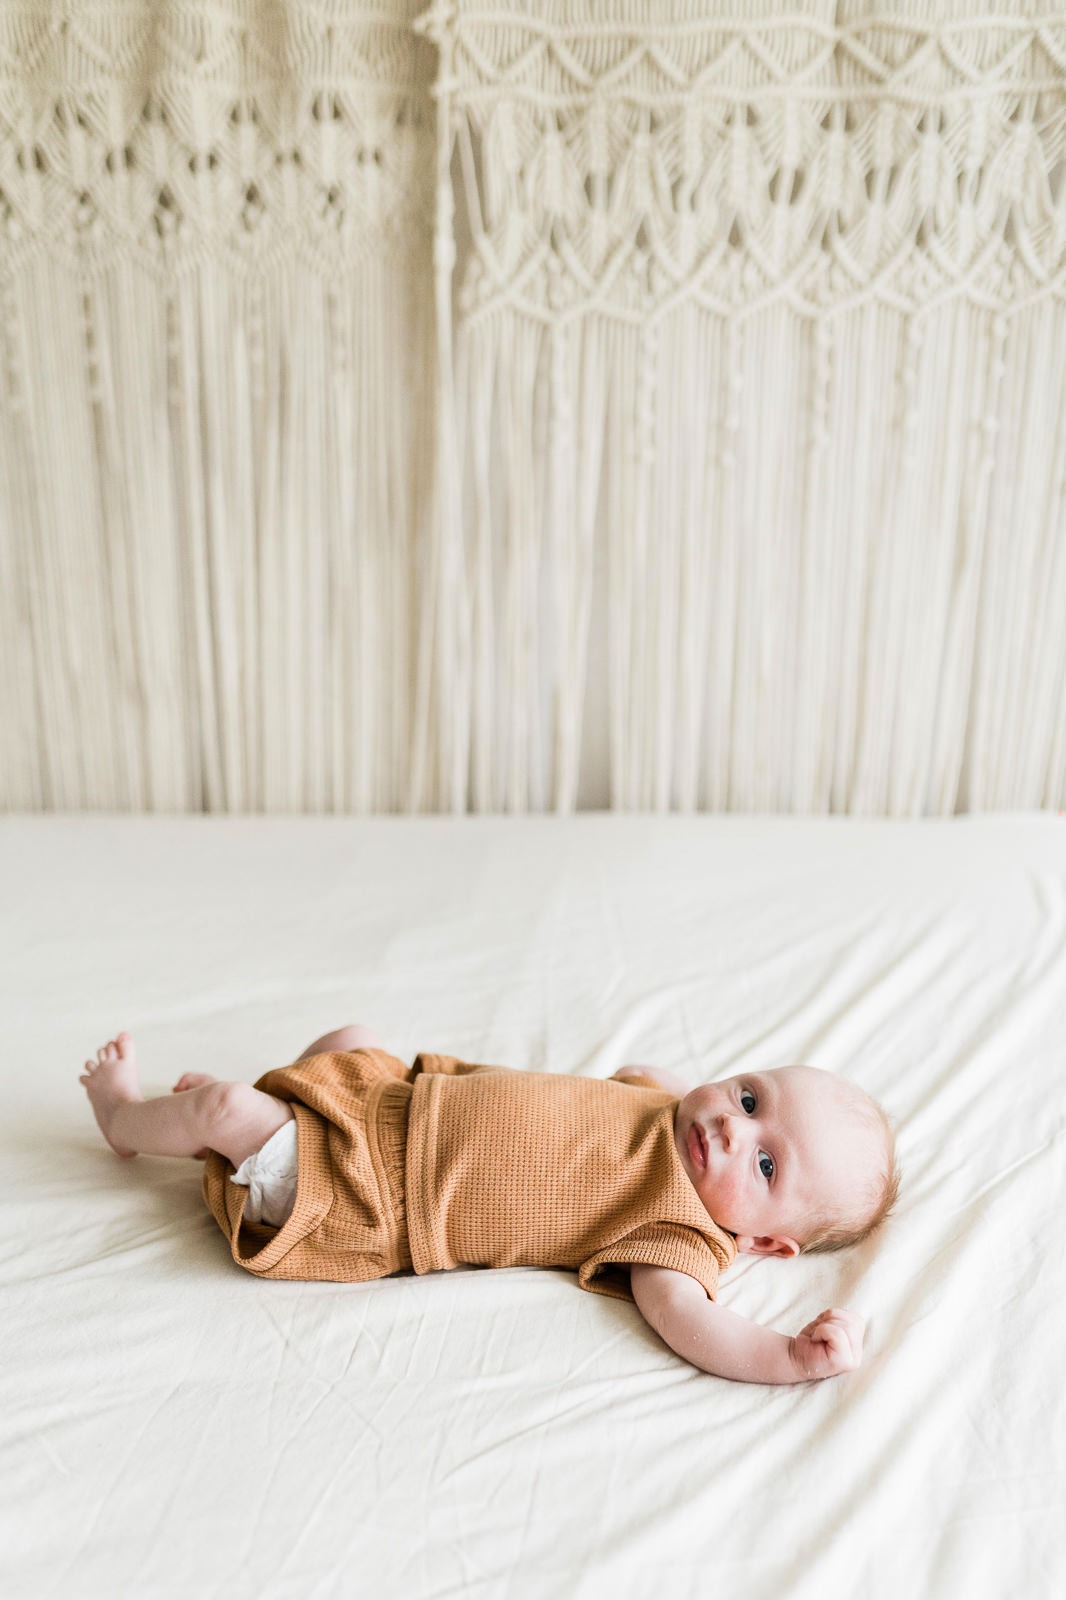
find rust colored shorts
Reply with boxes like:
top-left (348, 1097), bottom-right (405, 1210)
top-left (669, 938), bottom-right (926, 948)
top-left (202, 1049), bottom-right (413, 1281)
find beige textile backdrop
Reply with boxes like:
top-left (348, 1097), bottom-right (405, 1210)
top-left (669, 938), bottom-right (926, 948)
top-left (1, 0), bottom-right (1065, 815)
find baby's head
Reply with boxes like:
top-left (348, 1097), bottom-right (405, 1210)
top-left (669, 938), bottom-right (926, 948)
top-left (674, 1065), bottom-right (899, 1258)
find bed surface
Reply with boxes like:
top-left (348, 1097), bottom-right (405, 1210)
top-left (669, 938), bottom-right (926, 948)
top-left (3, 813), bottom-right (1064, 1598)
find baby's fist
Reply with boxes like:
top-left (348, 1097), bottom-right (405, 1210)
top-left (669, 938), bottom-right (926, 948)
top-left (789, 1308), bottom-right (865, 1381)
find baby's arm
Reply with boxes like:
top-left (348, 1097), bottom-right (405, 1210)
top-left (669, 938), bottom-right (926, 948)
top-left (611, 1065), bottom-right (689, 1097)
top-left (630, 1263), bottom-right (865, 1384)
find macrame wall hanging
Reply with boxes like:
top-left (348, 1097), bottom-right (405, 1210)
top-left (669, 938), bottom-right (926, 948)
top-left (0, 0), bottom-right (437, 811)
top-left (413, 0), bottom-right (1066, 814)
top-left (1, 1), bottom-right (1064, 815)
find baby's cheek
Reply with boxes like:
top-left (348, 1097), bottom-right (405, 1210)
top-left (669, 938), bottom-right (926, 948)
top-left (704, 1168), bottom-right (747, 1228)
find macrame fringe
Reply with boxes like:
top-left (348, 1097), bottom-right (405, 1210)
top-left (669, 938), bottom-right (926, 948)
top-left (2, 1), bottom-right (1065, 814)
top-left (0, 253), bottom-right (432, 812)
top-left (417, 0), bottom-right (1066, 815)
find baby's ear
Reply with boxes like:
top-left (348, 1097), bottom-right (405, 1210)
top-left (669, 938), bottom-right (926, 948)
top-left (735, 1234), bottom-right (801, 1259)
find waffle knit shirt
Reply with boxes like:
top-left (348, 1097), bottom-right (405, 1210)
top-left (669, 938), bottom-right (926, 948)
top-left (405, 1053), bottom-right (736, 1300)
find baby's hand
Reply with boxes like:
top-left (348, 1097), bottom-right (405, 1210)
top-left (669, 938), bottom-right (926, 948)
top-left (788, 1308), bottom-right (865, 1381)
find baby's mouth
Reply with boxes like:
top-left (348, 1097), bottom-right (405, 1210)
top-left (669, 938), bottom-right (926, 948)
top-left (687, 1122), bottom-right (708, 1170)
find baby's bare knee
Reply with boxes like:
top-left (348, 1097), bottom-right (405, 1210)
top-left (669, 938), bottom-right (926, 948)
top-left (334, 1025), bottom-right (382, 1051)
top-left (199, 1081), bottom-right (291, 1167)
top-left (200, 1081), bottom-right (262, 1137)
top-left (297, 1024), bottom-right (384, 1060)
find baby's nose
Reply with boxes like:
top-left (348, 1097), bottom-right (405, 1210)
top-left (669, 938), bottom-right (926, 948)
top-left (718, 1113), bottom-right (738, 1151)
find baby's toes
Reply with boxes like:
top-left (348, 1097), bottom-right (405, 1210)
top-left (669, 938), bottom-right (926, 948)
top-left (172, 1072), bottom-right (211, 1093)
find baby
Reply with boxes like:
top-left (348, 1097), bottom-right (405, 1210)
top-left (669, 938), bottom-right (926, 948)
top-left (80, 1024), bottom-right (899, 1385)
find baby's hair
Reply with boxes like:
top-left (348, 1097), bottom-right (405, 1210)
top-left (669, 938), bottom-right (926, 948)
top-left (801, 1082), bottom-right (901, 1255)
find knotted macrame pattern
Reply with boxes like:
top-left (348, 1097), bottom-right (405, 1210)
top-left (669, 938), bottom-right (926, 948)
top-left (2, 1), bottom-right (1064, 813)
top-left (0, 0), bottom-right (437, 811)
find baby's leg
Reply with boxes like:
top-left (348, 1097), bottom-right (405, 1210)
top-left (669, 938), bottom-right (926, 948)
top-left (296, 1023), bottom-right (385, 1061)
top-left (80, 1033), bottom-right (292, 1167)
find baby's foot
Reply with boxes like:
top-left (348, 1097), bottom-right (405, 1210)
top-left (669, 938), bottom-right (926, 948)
top-left (79, 1031), bottom-right (142, 1157)
top-left (172, 1072), bottom-right (217, 1093)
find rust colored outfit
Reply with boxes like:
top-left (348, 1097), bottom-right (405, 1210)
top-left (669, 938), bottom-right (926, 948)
top-left (202, 1049), bottom-right (737, 1301)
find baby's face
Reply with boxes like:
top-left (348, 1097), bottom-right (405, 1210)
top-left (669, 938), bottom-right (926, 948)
top-left (673, 1065), bottom-right (875, 1256)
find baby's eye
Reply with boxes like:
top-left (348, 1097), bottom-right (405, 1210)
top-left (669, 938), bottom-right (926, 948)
top-left (740, 1089), bottom-right (756, 1114)
top-left (759, 1152), bottom-right (774, 1181)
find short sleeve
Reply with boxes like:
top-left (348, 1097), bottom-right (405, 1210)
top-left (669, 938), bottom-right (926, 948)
top-left (577, 1220), bottom-right (733, 1303)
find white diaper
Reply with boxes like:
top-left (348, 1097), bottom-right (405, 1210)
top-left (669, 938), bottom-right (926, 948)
top-left (229, 1117), bottom-right (299, 1227)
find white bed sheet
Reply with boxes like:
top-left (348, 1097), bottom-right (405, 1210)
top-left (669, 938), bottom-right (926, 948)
top-left (2, 813), bottom-right (1064, 1599)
